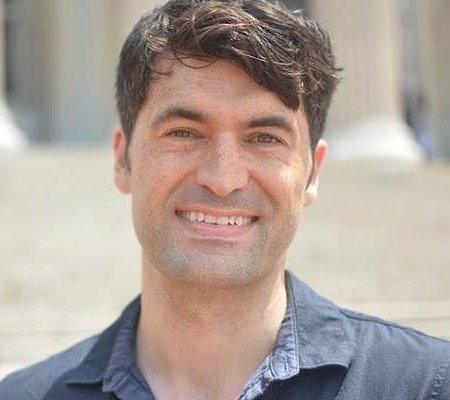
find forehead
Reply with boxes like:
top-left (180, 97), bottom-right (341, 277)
top-left (145, 57), bottom-right (303, 121)
top-left (134, 57), bottom-right (311, 149)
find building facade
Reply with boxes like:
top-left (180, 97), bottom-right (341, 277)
top-left (1, 0), bottom-right (449, 159)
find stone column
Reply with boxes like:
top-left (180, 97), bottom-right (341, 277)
top-left (418, 1), bottom-right (450, 160)
top-left (39, 0), bottom-right (119, 143)
top-left (0, 1), bottom-right (26, 150)
top-left (112, 0), bottom-right (164, 37)
top-left (309, 0), bottom-right (423, 160)
top-left (38, 0), bottom-right (163, 143)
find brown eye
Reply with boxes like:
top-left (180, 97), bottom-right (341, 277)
top-left (253, 134), bottom-right (281, 144)
top-left (167, 130), bottom-right (195, 138)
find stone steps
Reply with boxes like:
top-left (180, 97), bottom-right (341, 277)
top-left (1, 148), bottom-right (449, 379)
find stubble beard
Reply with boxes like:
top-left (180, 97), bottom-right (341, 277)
top-left (139, 219), bottom-right (298, 290)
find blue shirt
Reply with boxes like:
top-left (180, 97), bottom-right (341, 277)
top-left (1, 271), bottom-right (449, 399)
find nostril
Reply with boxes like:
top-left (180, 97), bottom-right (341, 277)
top-left (195, 163), bottom-right (249, 197)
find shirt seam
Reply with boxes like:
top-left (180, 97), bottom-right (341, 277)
top-left (339, 308), bottom-right (450, 344)
top-left (430, 358), bottom-right (450, 400)
top-left (130, 363), bottom-right (153, 394)
top-left (24, 386), bottom-right (39, 400)
top-left (289, 281), bottom-right (301, 374)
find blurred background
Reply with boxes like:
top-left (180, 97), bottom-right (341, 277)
top-left (1, 0), bottom-right (449, 378)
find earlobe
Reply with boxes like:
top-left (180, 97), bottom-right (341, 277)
top-left (304, 139), bottom-right (327, 207)
top-left (113, 127), bottom-right (132, 194)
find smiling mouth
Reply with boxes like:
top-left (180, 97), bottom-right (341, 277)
top-left (177, 211), bottom-right (257, 226)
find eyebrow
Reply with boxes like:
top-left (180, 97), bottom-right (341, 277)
top-left (152, 106), bottom-right (296, 135)
top-left (152, 106), bottom-right (206, 127)
top-left (246, 115), bottom-right (295, 135)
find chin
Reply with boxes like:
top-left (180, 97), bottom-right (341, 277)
top-left (152, 251), bottom-right (273, 288)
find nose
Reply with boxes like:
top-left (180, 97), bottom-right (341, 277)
top-left (195, 134), bottom-right (249, 197)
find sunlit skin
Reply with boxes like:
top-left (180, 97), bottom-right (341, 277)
top-left (113, 57), bottom-right (327, 400)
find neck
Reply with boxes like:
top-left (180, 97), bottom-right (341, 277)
top-left (136, 263), bottom-right (287, 400)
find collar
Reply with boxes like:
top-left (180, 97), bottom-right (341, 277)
top-left (63, 272), bottom-right (354, 398)
top-left (64, 297), bottom-right (141, 387)
top-left (101, 298), bottom-right (150, 398)
top-left (287, 271), bottom-right (354, 369)
top-left (239, 271), bottom-right (354, 399)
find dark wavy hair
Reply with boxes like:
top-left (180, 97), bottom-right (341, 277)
top-left (116, 0), bottom-right (340, 149)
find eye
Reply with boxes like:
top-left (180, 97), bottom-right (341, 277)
top-left (166, 129), bottom-right (197, 139)
top-left (250, 133), bottom-right (282, 145)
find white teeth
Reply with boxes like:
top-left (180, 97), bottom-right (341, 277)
top-left (188, 212), bottom-right (196, 222)
top-left (205, 215), bottom-right (215, 224)
top-left (217, 216), bottom-right (228, 225)
top-left (179, 211), bottom-right (253, 226)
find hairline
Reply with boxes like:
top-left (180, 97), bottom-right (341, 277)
top-left (125, 52), bottom-right (313, 148)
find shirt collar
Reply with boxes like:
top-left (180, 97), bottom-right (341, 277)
top-left (101, 298), bottom-right (151, 398)
top-left (238, 274), bottom-right (299, 399)
top-left (64, 297), bottom-right (142, 390)
top-left (64, 271), bottom-right (354, 398)
top-left (288, 271), bottom-right (355, 369)
top-left (239, 271), bottom-right (354, 399)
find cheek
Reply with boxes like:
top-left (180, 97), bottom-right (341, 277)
top-left (131, 146), bottom-right (180, 187)
top-left (130, 150), bottom-right (197, 209)
top-left (258, 161), bottom-right (307, 210)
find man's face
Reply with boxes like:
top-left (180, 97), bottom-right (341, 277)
top-left (114, 58), bottom-right (326, 287)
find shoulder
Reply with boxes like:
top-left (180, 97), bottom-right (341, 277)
top-left (287, 273), bottom-right (450, 397)
top-left (342, 306), bottom-right (450, 355)
top-left (340, 308), bottom-right (450, 397)
top-left (0, 335), bottom-right (99, 400)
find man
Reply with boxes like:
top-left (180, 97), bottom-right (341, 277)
top-left (1, 0), bottom-right (449, 399)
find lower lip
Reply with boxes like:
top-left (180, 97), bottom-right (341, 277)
top-left (176, 214), bottom-right (255, 239)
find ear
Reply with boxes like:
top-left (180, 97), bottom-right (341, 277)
top-left (303, 139), bottom-right (327, 208)
top-left (113, 127), bottom-right (131, 194)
